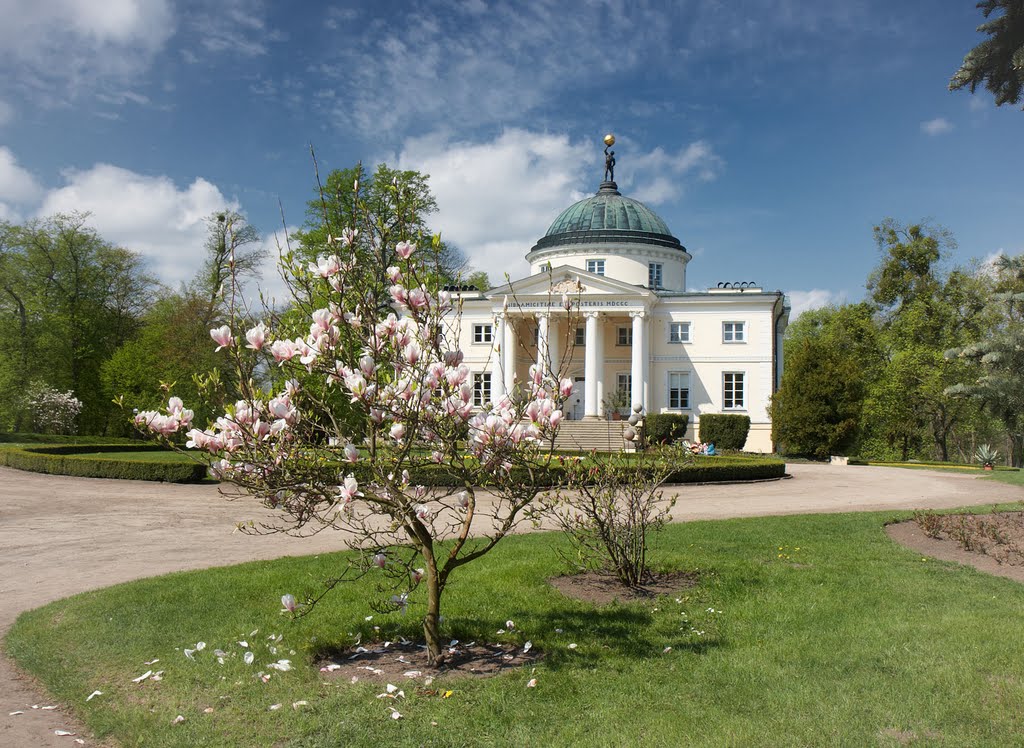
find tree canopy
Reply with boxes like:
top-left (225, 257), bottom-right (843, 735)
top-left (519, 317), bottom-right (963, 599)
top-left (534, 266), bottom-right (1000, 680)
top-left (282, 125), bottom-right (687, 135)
top-left (950, 0), bottom-right (1024, 108)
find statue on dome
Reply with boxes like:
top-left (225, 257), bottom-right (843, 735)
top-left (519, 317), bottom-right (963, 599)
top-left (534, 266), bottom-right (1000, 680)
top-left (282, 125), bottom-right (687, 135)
top-left (603, 133), bottom-right (616, 182)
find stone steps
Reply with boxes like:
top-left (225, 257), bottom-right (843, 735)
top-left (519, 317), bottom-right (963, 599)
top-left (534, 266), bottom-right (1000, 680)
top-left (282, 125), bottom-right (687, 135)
top-left (554, 420), bottom-right (631, 452)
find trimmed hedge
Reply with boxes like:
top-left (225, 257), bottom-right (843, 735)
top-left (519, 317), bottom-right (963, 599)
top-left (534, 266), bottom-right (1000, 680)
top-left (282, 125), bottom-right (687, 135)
top-left (0, 432), bottom-right (137, 445)
top-left (344, 454), bottom-right (784, 487)
top-left (646, 414), bottom-right (690, 445)
top-left (698, 414), bottom-right (751, 450)
top-left (0, 444), bottom-right (209, 483)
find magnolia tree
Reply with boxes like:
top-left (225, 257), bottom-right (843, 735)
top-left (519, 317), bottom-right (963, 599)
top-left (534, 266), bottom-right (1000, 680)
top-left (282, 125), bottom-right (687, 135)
top-left (135, 180), bottom-right (570, 664)
top-left (26, 382), bottom-right (83, 434)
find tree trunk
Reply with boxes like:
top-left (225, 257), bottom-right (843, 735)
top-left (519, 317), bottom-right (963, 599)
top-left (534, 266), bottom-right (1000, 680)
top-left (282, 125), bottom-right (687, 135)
top-left (1011, 433), bottom-right (1024, 469)
top-left (423, 568), bottom-right (443, 665)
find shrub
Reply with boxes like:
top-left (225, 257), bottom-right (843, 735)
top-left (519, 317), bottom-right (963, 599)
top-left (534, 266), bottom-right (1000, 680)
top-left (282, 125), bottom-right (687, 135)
top-left (541, 449), bottom-right (680, 586)
top-left (698, 414), bottom-right (751, 450)
top-left (0, 444), bottom-right (208, 483)
top-left (646, 414), bottom-right (689, 445)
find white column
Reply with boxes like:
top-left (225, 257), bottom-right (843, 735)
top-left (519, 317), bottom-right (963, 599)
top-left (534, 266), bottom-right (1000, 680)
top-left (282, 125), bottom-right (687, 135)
top-left (643, 317), bottom-right (651, 411)
top-left (503, 314), bottom-right (516, 394)
top-left (584, 312), bottom-right (599, 419)
top-left (630, 311), bottom-right (645, 411)
top-left (536, 313), bottom-right (549, 373)
top-left (548, 316), bottom-right (561, 378)
top-left (491, 315), bottom-right (505, 402)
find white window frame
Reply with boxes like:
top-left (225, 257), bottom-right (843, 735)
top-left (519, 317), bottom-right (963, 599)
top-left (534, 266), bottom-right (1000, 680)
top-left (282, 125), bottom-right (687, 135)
top-left (723, 371), bottom-right (745, 410)
top-left (668, 321), bottom-right (691, 344)
top-left (616, 326), bottom-right (633, 346)
top-left (723, 321), bottom-right (746, 344)
top-left (574, 326), bottom-right (585, 346)
top-left (648, 262), bottom-right (663, 290)
top-left (473, 372), bottom-right (492, 407)
top-left (616, 372), bottom-right (632, 395)
top-left (472, 323), bottom-right (493, 344)
top-left (586, 259), bottom-right (605, 275)
top-left (667, 371), bottom-right (690, 410)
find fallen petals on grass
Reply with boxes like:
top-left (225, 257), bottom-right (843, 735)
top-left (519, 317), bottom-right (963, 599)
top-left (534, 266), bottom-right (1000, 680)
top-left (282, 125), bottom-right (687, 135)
top-left (526, 678), bottom-right (537, 688)
top-left (244, 651), bottom-right (255, 665)
top-left (269, 703), bottom-right (283, 711)
top-left (131, 670), bottom-right (153, 683)
top-left (86, 690), bottom-right (103, 701)
top-left (54, 729), bottom-right (76, 736)
top-left (292, 700), bottom-right (309, 709)
top-left (172, 715), bottom-right (185, 725)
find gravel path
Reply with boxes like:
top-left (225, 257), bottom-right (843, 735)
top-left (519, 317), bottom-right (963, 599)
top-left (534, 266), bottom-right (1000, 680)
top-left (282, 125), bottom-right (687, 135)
top-left (1, 463), bottom-right (1021, 746)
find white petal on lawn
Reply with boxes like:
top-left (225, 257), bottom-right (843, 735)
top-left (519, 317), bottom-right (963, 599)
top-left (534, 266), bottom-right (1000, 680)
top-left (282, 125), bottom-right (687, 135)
top-left (131, 670), bottom-right (153, 682)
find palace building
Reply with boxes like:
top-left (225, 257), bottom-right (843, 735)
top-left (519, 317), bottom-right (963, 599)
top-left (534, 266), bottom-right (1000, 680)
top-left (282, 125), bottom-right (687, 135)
top-left (450, 136), bottom-right (789, 452)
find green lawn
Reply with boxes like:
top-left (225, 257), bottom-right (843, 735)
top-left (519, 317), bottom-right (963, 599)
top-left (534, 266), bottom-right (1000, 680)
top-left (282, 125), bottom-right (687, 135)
top-left (9, 508), bottom-right (1024, 747)
top-left (67, 450), bottom-right (197, 463)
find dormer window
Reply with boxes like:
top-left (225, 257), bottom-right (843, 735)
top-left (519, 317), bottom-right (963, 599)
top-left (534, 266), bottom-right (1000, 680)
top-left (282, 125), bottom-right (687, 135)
top-left (586, 259), bottom-right (605, 275)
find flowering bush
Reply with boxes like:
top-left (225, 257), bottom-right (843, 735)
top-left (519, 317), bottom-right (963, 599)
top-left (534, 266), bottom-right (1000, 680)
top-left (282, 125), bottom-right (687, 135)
top-left (25, 382), bottom-right (83, 435)
top-left (134, 180), bottom-right (568, 663)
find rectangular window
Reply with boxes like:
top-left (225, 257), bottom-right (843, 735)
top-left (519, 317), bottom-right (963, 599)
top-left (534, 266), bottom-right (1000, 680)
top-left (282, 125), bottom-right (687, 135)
top-left (586, 259), bottom-right (605, 275)
top-left (616, 373), bottom-right (632, 394)
top-left (617, 326), bottom-right (633, 346)
top-left (472, 323), bottom-right (493, 344)
top-left (669, 321), bottom-right (691, 344)
top-left (668, 372), bottom-right (690, 409)
top-left (473, 372), bottom-right (492, 407)
top-left (723, 372), bottom-right (745, 409)
top-left (723, 321), bottom-right (746, 343)
top-left (575, 326), bottom-right (585, 346)
top-left (648, 262), bottom-right (663, 290)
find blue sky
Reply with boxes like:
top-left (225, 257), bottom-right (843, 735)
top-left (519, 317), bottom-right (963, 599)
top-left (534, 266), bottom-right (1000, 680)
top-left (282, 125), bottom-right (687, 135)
top-left (0, 0), bottom-right (1021, 316)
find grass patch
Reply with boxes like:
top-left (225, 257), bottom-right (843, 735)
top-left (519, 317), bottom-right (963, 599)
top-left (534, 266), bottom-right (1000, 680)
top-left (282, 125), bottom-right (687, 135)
top-left (10, 509), bottom-right (1024, 746)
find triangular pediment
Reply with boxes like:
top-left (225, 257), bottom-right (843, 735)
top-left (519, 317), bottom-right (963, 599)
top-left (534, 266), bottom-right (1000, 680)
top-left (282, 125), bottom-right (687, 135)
top-left (486, 265), bottom-right (651, 300)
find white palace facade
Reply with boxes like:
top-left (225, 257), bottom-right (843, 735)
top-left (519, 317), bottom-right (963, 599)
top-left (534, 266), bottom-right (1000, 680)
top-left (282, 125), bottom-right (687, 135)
top-left (448, 146), bottom-right (789, 453)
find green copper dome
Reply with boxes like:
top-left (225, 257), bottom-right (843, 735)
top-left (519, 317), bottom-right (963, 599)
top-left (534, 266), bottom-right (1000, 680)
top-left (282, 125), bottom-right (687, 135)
top-left (530, 182), bottom-right (684, 253)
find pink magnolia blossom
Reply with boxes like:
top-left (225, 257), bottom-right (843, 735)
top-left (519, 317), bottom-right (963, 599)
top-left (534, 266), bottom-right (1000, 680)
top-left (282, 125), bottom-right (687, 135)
top-left (395, 241), bottom-right (415, 260)
top-left (559, 378), bottom-right (574, 398)
top-left (342, 443), bottom-right (359, 463)
top-left (340, 227), bottom-right (358, 246)
top-left (210, 325), bottom-right (233, 351)
top-left (411, 568), bottom-right (424, 584)
top-left (389, 422), bottom-right (406, 441)
top-left (338, 475), bottom-right (361, 503)
top-left (281, 594), bottom-right (297, 613)
top-left (270, 339), bottom-right (298, 364)
top-left (245, 323), bottom-right (268, 350)
top-left (387, 266), bottom-right (403, 283)
top-left (373, 552), bottom-right (387, 569)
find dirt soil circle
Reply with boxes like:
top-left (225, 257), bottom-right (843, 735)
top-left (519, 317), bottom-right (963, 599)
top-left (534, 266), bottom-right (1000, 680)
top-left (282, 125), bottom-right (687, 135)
top-left (548, 570), bottom-right (698, 606)
top-left (887, 512), bottom-right (1024, 585)
top-left (317, 639), bottom-right (541, 686)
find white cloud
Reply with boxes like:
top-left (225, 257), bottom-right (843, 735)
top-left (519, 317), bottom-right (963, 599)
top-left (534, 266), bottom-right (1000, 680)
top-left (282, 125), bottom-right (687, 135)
top-left (0, 0), bottom-right (174, 101)
top-left (0, 147), bottom-right (43, 203)
top-left (921, 117), bottom-right (953, 136)
top-left (37, 163), bottom-right (237, 286)
top-left (786, 288), bottom-right (846, 319)
top-left (394, 129), bottom-right (722, 285)
top-left (626, 141), bottom-right (722, 204)
top-left (187, 0), bottom-right (278, 57)
top-left (0, 147), bottom-right (43, 220)
top-left (395, 129), bottom-right (589, 283)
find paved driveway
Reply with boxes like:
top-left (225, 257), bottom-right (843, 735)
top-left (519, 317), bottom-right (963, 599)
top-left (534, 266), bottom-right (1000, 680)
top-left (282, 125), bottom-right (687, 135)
top-left (1, 463), bottom-right (1021, 746)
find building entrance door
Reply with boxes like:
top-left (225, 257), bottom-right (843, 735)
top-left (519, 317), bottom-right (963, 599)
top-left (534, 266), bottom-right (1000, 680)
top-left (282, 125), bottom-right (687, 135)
top-left (570, 377), bottom-right (585, 420)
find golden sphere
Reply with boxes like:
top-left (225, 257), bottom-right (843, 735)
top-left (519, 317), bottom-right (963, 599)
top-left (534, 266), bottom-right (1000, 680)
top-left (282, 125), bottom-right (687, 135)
top-left (603, 133), bottom-right (615, 146)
